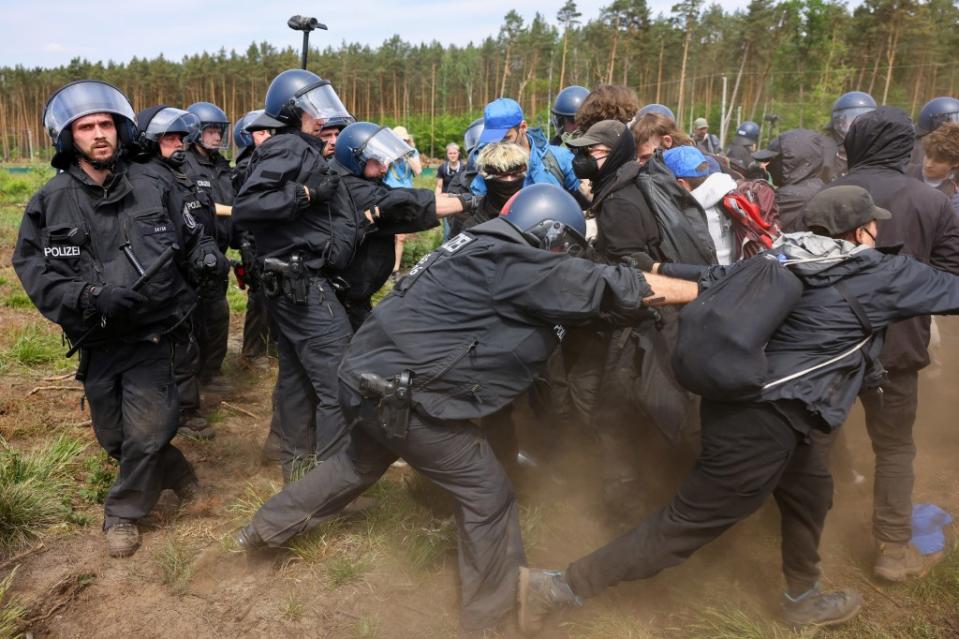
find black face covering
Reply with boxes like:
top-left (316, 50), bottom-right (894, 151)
top-left (163, 149), bottom-right (186, 167)
top-left (485, 177), bottom-right (524, 209)
top-left (572, 152), bottom-right (599, 180)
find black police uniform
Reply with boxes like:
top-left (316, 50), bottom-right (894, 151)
top-left (331, 160), bottom-right (439, 329)
top-left (246, 217), bottom-right (653, 631)
top-left (181, 146), bottom-right (232, 385)
top-left (232, 130), bottom-right (359, 478)
top-left (13, 161), bottom-right (222, 528)
top-left (137, 155), bottom-right (219, 425)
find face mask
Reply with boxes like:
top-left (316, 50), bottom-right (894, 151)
top-left (163, 149), bottom-right (186, 167)
top-left (572, 153), bottom-right (599, 180)
top-left (485, 177), bottom-right (524, 207)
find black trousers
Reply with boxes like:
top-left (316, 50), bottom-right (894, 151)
top-left (567, 399), bottom-right (833, 598)
top-left (861, 369), bottom-right (920, 543)
top-left (172, 329), bottom-right (200, 419)
top-left (266, 278), bottom-right (353, 478)
top-left (251, 385), bottom-right (526, 631)
top-left (194, 291), bottom-right (230, 384)
top-left (84, 339), bottom-right (196, 527)
top-left (241, 286), bottom-right (274, 359)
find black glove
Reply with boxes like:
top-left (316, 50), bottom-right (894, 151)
top-left (92, 285), bottom-right (147, 318)
top-left (455, 192), bottom-right (480, 214)
top-left (305, 172), bottom-right (340, 204)
top-left (621, 252), bottom-right (656, 272)
top-left (193, 249), bottom-right (230, 281)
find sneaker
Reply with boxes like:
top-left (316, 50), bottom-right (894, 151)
top-left (235, 523), bottom-right (265, 551)
top-left (874, 541), bottom-right (934, 582)
top-left (781, 584), bottom-right (863, 627)
top-left (517, 567), bottom-right (582, 635)
top-left (178, 416), bottom-right (215, 440)
top-left (106, 521), bottom-right (140, 558)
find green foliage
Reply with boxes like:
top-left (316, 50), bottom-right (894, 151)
top-left (0, 324), bottom-right (75, 373)
top-left (79, 451), bottom-right (117, 505)
top-left (153, 537), bottom-right (197, 594)
top-left (0, 567), bottom-right (27, 639)
top-left (225, 281), bottom-right (247, 316)
top-left (0, 435), bottom-right (87, 552)
top-left (2, 290), bottom-right (32, 310)
top-left (399, 226), bottom-right (443, 270)
top-left (351, 615), bottom-right (380, 639)
top-left (0, 168), bottom-right (51, 205)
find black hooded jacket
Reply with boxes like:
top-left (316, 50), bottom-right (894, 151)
top-left (768, 129), bottom-right (825, 232)
top-left (829, 106), bottom-right (959, 371)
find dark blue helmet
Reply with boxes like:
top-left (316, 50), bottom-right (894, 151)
top-left (638, 103), bottom-right (675, 122)
top-left (42, 80), bottom-right (138, 169)
top-left (335, 121), bottom-right (413, 176)
top-left (463, 117), bottom-right (484, 156)
top-left (264, 68), bottom-right (350, 128)
top-left (735, 120), bottom-right (761, 144)
top-left (186, 101), bottom-right (229, 149)
top-left (552, 85), bottom-right (589, 117)
top-left (501, 183), bottom-right (586, 253)
top-left (917, 96), bottom-right (959, 137)
top-left (234, 110), bottom-right (263, 152)
top-left (830, 91), bottom-right (876, 138)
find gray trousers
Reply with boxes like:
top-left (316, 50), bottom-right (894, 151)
top-left (251, 385), bottom-right (526, 631)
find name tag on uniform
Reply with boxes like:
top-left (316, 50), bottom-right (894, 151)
top-left (441, 233), bottom-right (474, 254)
top-left (196, 179), bottom-right (212, 188)
top-left (44, 245), bottom-right (80, 258)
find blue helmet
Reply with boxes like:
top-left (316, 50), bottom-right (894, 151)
top-left (830, 91), bottom-right (876, 138)
top-left (463, 117), bottom-right (485, 156)
top-left (735, 120), bottom-right (761, 144)
top-left (552, 85), bottom-right (590, 117)
top-left (42, 80), bottom-right (138, 169)
top-left (638, 103), bottom-right (675, 122)
top-left (501, 183), bottom-right (586, 253)
top-left (264, 68), bottom-right (350, 128)
top-left (334, 121), bottom-right (414, 176)
top-left (234, 110), bottom-right (263, 152)
top-left (186, 101), bottom-right (229, 149)
top-left (917, 96), bottom-right (959, 137)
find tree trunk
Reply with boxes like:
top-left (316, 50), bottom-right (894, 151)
top-left (655, 39), bottom-right (665, 104)
top-left (881, 22), bottom-right (902, 105)
top-left (722, 40), bottom-right (750, 141)
top-left (677, 16), bottom-right (693, 125)
top-left (558, 31), bottom-right (569, 88)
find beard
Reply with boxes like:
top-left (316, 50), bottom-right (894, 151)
top-left (78, 140), bottom-right (118, 170)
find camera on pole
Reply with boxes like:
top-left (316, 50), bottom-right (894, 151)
top-left (287, 15), bottom-right (327, 70)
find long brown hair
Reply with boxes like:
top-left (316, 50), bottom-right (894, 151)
top-left (575, 85), bottom-right (640, 132)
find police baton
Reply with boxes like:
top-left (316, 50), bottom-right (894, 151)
top-left (65, 244), bottom-right (178, 358)
top-left (288, 15), bottom-right (328, 70)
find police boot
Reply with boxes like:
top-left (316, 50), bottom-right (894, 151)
top-left (178, 416), bottom-right (215, 440)
top-left (781, 584), bottom-right (863, 627)
top-left (517, 567), bottom-right (582, 635)
top-left (234, 523), bottom-right (265, 551)
top-left (106, 521), bottom-right (140, 558)
top-left (874, 541), bottom-right (936, 582)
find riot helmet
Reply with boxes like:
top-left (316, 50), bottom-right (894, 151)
top-left (463, 117), bottom-right (485, 157)
top-left (638, 103), bottom-right (675, 122)
top-left (830, 91), bottom-right (876, 139)
top-left (186, 101), bottom-right (230, 151)
top-left (264, 69), bottom-right (350, 128)
top-left (135, 106), bottom-right (200, 163)
top-left (334, 122), bottom-right (414, 176)
top-left (234, 110), bottom-right (263, 152)
top-left (917, 96), bottom-right (959, 137)
top-left (42, 80), bottom-right (138, 169)
top-left (500, 183), bottom-right (587, 253)
top-left (734, 120), bottom-right (761, 145)
top-left (552, 85), bottom-right (589, 134)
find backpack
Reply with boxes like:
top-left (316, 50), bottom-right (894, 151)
top-left (720, 179), bottom-right (782, 259)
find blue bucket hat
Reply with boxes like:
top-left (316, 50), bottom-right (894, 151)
top-left (478, 98), bottom-right (524, 145)
top-left (664, 146), bottom-right (710, 178)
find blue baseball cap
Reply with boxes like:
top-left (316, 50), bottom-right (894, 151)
top-left (478, 98), bottom-right (524, 145)
top-left (664, 146), bottom-right (710, 178)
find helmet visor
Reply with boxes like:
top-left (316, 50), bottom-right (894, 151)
top-left (197, 122), bottom-right (230, 151)
top-left (359, 126), bottom-right (414, 166)
top-left (832, 106), bottom-right (875, 137)
top-left (146, 108), bottom-right (199, 141)
top-left (294, 82), bottom-right (351, 123)
top-left (528, 220), bottom-right (587, 254)
top-left (930, 111), bottom-right (959, 132)
top-left (44, 81), bottom-right (136, 141)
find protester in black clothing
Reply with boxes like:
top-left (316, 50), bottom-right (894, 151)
top-left (447, 142), bottom-right (529, 238)
top-left (826, 106), bottom-right (959, 581)
top-left (520, 185), bottom-right (959, 634)
top-left (235, 184), bottom-right (696, 636)
top-left (753, 128), bottom-right (825, 232)
top-left (13, 81), bottom-right (226, 558)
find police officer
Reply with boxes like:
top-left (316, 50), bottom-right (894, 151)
top-left (329, 121), bottom-right (469, 329)
top-left (317, 114), bottom-right (355, 160)
top-left (13, 81), bottom-right (226, 558)
top-left (821, 91), bottom-right (876, 183)
top-left (233, 184), bottom-right (693, 635)
top-left (637, 103), bottom-right (675, 121)
top-left (725, 120), bottom-right (761, 174)
top-left (232, 69), bottom-right (358, 480)
top-left (132, 105), bottom-right (220, 440)
top-left (181, 101), bottom-right (233, 393)
top-left (550, 85), bottom-right (590, 146)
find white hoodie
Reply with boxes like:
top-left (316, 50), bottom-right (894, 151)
top-left (691, 172), bottom-right (738, 265)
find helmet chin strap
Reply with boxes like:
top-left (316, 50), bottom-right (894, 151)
top-left (163, 150), bottom-right (186, 167)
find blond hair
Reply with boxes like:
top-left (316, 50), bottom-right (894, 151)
top-left (476, 142), bottom-right (529, 177)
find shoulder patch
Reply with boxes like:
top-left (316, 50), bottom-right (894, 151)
top-left (441, 233), bottom-right (475, 254)
top-left (182, 207), bottom-right (198, 229)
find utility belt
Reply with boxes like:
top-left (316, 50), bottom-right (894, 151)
top-left (259, 253), bottom-right (349, 304)
top-left (358, 370), bottom-right (415, 439)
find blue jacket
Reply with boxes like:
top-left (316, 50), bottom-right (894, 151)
top-left (470, 127), bottom-right (580, 196)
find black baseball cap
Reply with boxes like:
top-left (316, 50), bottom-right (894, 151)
top-left (566, 120), bottom-right (626, 148)
top-left (803, 186), bottom-right (892, 235)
